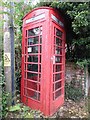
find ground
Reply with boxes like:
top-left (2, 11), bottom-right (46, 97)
top-left (6, 98), bottom-right (89, 118)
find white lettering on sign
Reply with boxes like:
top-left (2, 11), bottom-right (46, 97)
top-left (51, 14), bottom-right (64, 27)
top-left (28, 47), bottom-right (32, 52)
top-left (26, 13), bottom-right (45, 24)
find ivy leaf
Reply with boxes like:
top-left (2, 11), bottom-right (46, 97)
top-left (9, 104), bottom-right (21, 112)
top-left (24, 113), bottom-right (33, 118)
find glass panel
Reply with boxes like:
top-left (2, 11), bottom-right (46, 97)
top-left (40, 35), bottom-right (42, 44)
top-left (55, 73), bottom-right (61, 81)
top-left (53, 74), bottom-right (55, 82)
top-left (56, 28), bottom-right (62, 38)
top-left (53, 84), bottom-right (54, 91)
top-left (28, 55), bottom-right (38, 63)
top-left (55, 81), bottom-right (62, 90)
top-left (27, 72), bottom-right (38, 81)
top-left (38, 84), bottom-right (40, 91)
top-left (37, 93), bottom-right (40, 101)
top-left (55, 56), bottom-right (61, 63)
top-left (40, 26), bottom-right (42, 35)
top-left (39, 74), bottom-right (41, 82)
top-left (55, 89), bottom-right (61, 99)
top-left (40, 26), bottom-right (42, 30)
top-left (39, 64), bottom-right (41, 72)
top-left (40, 30), bottom-right (42, 36)
top-left (28, 27), bottom-right (40, 36)
top-left (53, 65), bottom-right (62, 72)
top-left (55, 47), bottom-right (62, 55)
top-left (27, 64), bottom-right (38, 72)
top-left (56, 65), bottom-right (62, 72)
top-left (25, 89), bottom-right (39, 100)
top-left (56, 37), bottom-right (62, 46)
top-left (40, 55), bottom-right (41, 63)
top-left (53, 65), bottom-right (55, 73)
top-left (27, 80), bottom-right (37, 90)
top-left (28, 37), bottom-right (39, 45)
top-left (28, 46), bottom-right (38, 54)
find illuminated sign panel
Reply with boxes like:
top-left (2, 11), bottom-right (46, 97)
top-left (26, 13), bottom-right (45, 24)
top-left (51, 14), bottom-right (64, 27)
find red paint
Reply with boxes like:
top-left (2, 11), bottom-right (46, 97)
top-left (21, 7), bottom-right (66, 116)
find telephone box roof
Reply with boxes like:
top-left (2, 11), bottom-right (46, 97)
top-left (23, 6), bottom-right (58, 19)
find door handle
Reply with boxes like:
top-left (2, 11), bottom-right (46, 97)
top-left (51, 55), bottom-right (55, 64)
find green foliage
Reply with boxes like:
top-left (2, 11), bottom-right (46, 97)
top-left (76, 59), bottom-right (90, 73)
top-left (51, 2), bottom-right (90, 64)
top-left (1, 73), bottom-right (9, 117)
top-left (8, 104), bottom-right (34, 118)
top-left (36, 0), bottom-right (51, 7)
top-left (13, 2), bottom-right (33, 92)
top-left (21, 106), bottom-right (33, 118)
top-left (65, 79), bottom-right (85, 101)
top-left (67, 3), bottom-right (90, 34)
top-left (24, 113), bottom-right (33, 118)
top-left (0, 17), bottom-right (3, 59)
top-left (76, 59), bottom-right (89, 68)
top-left (2, 92), bottom-right (9, 117)
top-left (51, 2), bottom-right (90, 34)
top-left (1, 1), bottom-right (33, 118)
top-left (0, 49), bottom-right (8, 118)
top-left (15, 46), bottom-right (21, 93)
top-left (9, 104), bottom-right (21, 112)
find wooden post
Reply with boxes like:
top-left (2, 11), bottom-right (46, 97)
top-left (4, 6), bottom-right (12, 104)
top-left (3, 2), bottom-right (15, 105)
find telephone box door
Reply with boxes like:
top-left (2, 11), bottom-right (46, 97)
top-left (50, 22), bottom-right (65, 114)
top-left (22, 22), bottom-right (44, 110)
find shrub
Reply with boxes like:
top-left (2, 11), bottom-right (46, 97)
top-left (65, 79), bottom-right (85, 101)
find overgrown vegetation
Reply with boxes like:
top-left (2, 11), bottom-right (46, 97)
top-left (14, 2), bottom-right (33, 93)
top-left (8, 103), bottom-right (34, 118)
top-left (1, 51), bottom-right (9, 117)
top-left (65, 78), bottom-right (85, 101)
top-left (51, 2), bottom-right (90, 62)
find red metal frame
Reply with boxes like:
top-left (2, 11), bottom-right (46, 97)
top-left (21, 7), bottom-right (65, 116)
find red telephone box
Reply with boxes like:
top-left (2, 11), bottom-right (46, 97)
top-left (21, 7), bottom-right (65, 116)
